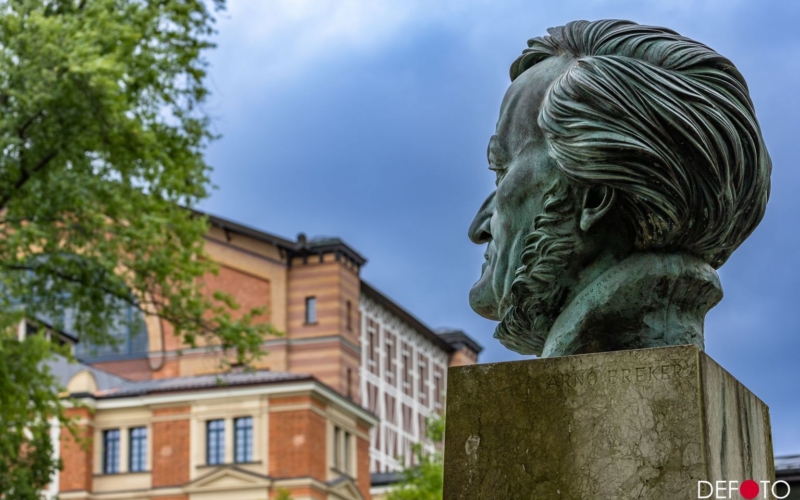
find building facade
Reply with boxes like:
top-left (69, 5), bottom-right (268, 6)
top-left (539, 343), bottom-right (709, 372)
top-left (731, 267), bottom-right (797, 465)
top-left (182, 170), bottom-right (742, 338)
top-left (53, 358), bottom-right (375, 500)
top-left (50, 213), bottom-right (481, 499)
top-left (360, 283), bottom-right (481, 473)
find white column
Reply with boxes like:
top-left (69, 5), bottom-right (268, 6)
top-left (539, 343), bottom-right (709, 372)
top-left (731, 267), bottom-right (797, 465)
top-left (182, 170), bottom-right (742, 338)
top-left (119, 427), bottom-right (129, 472)
top-left (224, 418), bottom-right (233, 464)
top-left (44, 419), bottom-right (60, 499)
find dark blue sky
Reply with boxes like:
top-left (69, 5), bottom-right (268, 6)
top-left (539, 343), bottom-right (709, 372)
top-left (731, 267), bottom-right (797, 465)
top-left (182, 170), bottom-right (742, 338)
top-left (199, 0), bottom-right (800, 454)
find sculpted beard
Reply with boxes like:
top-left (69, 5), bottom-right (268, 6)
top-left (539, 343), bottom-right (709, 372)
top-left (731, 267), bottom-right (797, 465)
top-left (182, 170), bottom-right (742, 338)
top-left (494, 179), bottom-right (578, 355)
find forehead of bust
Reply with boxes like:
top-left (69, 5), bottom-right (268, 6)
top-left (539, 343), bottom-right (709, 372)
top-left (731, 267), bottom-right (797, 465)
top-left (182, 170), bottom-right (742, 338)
top-left (496, 55), bottom-right (575, 154)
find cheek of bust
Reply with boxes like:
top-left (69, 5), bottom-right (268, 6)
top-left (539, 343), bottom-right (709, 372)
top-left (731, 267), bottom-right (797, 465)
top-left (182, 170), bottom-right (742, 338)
top-left (498, 171), bottom-right (533, 207)
top-left (494, 197), bottom-right (540, 244)
top-left (497, 165), bottom-right (549, 219)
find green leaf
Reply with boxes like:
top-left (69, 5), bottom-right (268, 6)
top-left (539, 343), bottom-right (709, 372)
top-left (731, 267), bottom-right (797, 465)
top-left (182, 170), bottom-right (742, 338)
top-left (0, 0), bottom-right (283, 495)
top-left (387, 412), bottom-right (445, 500)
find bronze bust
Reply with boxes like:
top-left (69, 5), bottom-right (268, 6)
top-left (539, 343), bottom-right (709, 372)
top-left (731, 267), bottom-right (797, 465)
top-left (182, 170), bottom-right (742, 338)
top-left (468, 20), bottom-right (771, 357)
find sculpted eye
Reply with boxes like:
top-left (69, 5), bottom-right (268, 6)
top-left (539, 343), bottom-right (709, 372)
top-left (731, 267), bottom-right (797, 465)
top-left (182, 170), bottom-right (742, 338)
top-left (489, 164), bottom-right (506, 186)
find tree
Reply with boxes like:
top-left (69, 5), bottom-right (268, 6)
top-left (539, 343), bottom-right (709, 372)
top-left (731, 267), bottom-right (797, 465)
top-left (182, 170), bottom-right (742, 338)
top-left (274, 488), bottom-right (294, 500)
top-left (0, 0), bottom-right (275, 497)
top-left (0, 332), bottom-right (64, 498)
top-left (387, 413), bottom-right (445, 500)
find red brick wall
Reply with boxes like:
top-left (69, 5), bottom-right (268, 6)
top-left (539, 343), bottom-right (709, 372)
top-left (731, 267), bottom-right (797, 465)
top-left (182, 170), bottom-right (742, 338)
top-left (357, 426), bottom-right (371, 499)
top-left (449, 347), bottom-right (478, 367)
top-left (91, 358), bottom-right (153, 380)
top-left (151, 406), bottom-right (191, 487)
top-left (202, 265), bottom-right (272, 323)
top-left (146, 264), bottom-right (274, 380)
top-left (59, 407), bottom-right (93, 493)
top-left (269, 395), bottom-right (325, 410)
top-left (152, 357), bottom-right (181, 380)
top-left (269, 396), bottom-right (327, 481)
top-left (160, 318), bottom-right (182, 352)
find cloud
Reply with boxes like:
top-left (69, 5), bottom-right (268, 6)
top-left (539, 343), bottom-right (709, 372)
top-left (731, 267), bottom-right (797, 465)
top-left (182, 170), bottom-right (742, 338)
top-left (206, 0), bottom-right (761, 113)
top-left (201, 0), bottom-right (800, 454)
top-left (210, 0), bottom-right (472, 90)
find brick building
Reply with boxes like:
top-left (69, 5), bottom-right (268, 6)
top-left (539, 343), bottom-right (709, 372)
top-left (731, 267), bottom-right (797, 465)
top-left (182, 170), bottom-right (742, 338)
top-left (48, 213), bottom-right (481, 500)
top-left (52, 358), bottom-right (374, 500)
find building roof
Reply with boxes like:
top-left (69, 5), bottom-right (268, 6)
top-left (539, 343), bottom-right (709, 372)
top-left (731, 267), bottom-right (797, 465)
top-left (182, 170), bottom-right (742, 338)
top-left (370, 471), bottom-right (403, 487)
top-left (436, 328), bottom-right (484, 354)
top-left (201, 211), bottom-right (367, 267)
top-left (776, 454), bottom-right (800, 480)
top-left (96, 369), bottom-right (312, 398)
top-left (361, 280), bottom-right (455, 353)
top-left (52, 357), bottom-right (378, 425)
top-left (49, 355), bottom-right (129, 391)
top-left (361, 281), bottom-right (484, 358)
top-left (199, 211), bottom-right (483, 359)
top-left (50, 356), bottom-right (312, 399)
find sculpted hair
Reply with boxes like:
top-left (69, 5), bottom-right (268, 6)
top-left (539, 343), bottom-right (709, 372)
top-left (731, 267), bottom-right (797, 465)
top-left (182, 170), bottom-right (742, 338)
top-left (511, 20), bottom-right (771, 268)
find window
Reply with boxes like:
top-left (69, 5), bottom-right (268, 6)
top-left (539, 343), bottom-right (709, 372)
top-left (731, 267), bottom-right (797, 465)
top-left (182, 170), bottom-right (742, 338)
top-left (366, 382), bottom-right (379, 414)
top-left (344, 431), bottom-right (352, 474)
top-left (366, 320), bottom-right (379, 375)
top-left (333, 426), bottom-right (342, 469)
top-left (103, 429), bottom-right (120, 474)
top-left (402, 404), bottom-right (413, 433)
top-left (401, 343), bottom-right (414, 397)
top-left (402, 436), bottom-right (411, 466)
top-left (129, 427), bottom-right (147, 472)
top-left (346, 300), bottom-right (352, 331)
top-left (347, 368), bottom-right (353, 399)
top-left (305, 296), bottom-right (317, 324)
top-left (234, 417), bottom-right (253, 463)
top-left (385, 427), bottom-right (398, 459)
top-left (418, 354), bottom-right (429, 406)
top-left (434, 366), bottom-right (444, 409)
top-left (206, 419), bottom-right (225, 465)
top-left (332, 426), bottom-right (353, 475)
top-left (385, 330), bottom-right (396, 385)
top-left (403, 354), bottom-right (410, 389)
top-left (372, 423), bottom-right (381, 451)
top-left (385, 394), bottom-right (397, 425)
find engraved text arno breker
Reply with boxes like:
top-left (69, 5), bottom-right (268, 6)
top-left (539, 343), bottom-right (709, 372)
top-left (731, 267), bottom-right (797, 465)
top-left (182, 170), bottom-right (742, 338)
top-left (543, 363), bottom-right (695, 390)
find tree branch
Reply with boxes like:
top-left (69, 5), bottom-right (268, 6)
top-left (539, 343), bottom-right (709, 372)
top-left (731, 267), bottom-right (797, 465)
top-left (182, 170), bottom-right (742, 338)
top-left (0, 150), bottom-right (58, 211)
top-left (1, 262), bottom-right (222, 340)
top-left (17, 110), bottom-right (45, 138)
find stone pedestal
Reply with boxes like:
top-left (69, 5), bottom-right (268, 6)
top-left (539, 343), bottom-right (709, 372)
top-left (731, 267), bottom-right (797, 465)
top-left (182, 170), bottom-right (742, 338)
top-left (443, 346), bottom-right (775, 499)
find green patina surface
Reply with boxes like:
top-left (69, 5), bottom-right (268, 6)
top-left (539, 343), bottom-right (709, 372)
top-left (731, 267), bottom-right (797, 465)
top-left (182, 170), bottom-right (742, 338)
top-left (467, 20), bottom-right (772, 357)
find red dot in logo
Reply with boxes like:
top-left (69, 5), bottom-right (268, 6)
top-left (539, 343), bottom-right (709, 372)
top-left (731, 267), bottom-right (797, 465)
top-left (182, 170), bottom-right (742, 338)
top-left (740, 480), bottom-right (760, 499)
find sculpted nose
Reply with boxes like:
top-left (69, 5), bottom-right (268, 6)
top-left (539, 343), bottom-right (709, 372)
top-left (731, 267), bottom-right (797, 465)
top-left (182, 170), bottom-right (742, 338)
top-left (469, 191), bottom-right (495, 244)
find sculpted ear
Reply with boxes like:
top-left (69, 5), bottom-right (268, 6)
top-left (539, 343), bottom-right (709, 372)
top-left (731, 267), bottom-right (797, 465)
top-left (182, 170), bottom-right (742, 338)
top-left (580, 185), bottom-right (616, 232)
